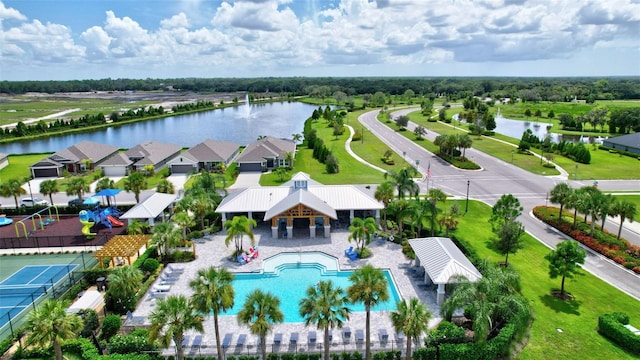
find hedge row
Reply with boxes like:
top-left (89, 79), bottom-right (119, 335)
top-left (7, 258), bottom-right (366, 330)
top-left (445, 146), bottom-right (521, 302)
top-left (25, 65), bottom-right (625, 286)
top-left (61, 338), bottom-right (153, 360)
top-left (413, 323), bottom-right (516, 360)
top-left (598, 312), bottom-right (640, 355)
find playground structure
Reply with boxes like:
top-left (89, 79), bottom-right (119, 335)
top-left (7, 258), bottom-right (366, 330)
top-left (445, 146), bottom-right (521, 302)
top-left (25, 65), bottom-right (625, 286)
top-left (79, 206), bottom-right (124, 236)
top-left (14, 206), bottom-right (60, 239)
top-left (0, 214), bottom-right (12, 227)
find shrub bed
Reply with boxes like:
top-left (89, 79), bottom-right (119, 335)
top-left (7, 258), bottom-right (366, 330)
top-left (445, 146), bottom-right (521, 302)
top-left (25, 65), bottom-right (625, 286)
top-left (533, 206), bottom-right (640, 274)
top-left (598, 312), bottom-right (640, 355)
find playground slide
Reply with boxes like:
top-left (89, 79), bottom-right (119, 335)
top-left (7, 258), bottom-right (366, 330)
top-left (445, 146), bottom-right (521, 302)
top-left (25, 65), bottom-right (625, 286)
top-left (107, 215), bottom-right (124, 227)
top-left (80, 220), bottom-right (96, 236)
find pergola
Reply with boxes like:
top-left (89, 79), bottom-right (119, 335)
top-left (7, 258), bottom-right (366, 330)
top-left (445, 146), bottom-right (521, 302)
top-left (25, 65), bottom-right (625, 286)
top-left (264, 189), bottom-right (337, 238)
top-left (94, 235), bottom-right (152, 268)
top-left (408, 237), bottom-right (482, 304)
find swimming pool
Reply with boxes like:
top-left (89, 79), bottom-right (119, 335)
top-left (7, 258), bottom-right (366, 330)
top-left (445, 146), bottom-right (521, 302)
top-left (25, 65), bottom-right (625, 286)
top-left (223, 252), bottom-right (402, 323)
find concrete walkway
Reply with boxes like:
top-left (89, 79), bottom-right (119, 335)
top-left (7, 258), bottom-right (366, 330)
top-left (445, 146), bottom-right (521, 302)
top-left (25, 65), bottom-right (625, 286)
top-left (229, 172), bottom-right (262, 189)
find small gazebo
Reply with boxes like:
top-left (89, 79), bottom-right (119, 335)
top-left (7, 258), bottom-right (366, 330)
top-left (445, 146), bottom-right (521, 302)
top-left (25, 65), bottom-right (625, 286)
top-left (408, 237), bottom-right (482, 304)
top-left (95, 234), bottom-right (152, 268)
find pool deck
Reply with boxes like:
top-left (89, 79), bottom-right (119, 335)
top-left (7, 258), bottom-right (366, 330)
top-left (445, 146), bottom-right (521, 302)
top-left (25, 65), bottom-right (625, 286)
top-left (130, 227), bottom-right (443, 356)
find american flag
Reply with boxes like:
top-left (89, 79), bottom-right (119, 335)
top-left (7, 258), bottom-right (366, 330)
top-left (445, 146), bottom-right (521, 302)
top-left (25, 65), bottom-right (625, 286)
top-left (427, 161), bottom-right (431, 178)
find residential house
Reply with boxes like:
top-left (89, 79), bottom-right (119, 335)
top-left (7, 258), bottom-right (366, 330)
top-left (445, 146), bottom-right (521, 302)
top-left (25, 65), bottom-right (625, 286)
top-left (167, 139), bottom-right (240, 174)
top-left (30, 141), bottom-right (119, 178)
top-left (602, 132), bottom-right (640, 155)
top-left (100, 141), bottom-right (181, 177)
top-left (235, 136), bottom-right (296, 172)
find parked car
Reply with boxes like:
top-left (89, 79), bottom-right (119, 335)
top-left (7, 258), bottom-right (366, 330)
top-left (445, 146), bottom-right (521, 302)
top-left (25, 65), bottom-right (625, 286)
top-left (20, 197), bottom-right (49, 207)
top-left (68, 198), bottom-right (100, 208)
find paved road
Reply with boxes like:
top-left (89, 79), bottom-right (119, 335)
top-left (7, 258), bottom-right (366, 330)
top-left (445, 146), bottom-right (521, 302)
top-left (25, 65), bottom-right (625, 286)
top-left (359, 108), bottom-right (640, 301)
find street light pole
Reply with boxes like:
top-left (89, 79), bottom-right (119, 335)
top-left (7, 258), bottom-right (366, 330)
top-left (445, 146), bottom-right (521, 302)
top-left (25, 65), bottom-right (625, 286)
top-left (575, 165), bottom-right (578, 180)
top-left (511, 150), bottom-right (514, 163)
top-left (465, 179), bottom-right (470, 214)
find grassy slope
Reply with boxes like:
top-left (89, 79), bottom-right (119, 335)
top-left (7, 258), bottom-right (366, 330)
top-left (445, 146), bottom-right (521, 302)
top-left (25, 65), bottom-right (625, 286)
top-left (453, 200), bottom-right (639, 360)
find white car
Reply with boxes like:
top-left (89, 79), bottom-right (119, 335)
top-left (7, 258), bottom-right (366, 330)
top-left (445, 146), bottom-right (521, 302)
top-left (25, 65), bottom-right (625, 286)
top-left (20, 197), bottom-right (49, 207)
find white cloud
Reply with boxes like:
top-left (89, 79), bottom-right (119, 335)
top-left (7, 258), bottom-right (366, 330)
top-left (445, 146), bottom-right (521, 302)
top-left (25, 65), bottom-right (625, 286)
top-left (0, 2), bottom-right (26, 21)
top-left (0, 0), bottom-right (638, 79)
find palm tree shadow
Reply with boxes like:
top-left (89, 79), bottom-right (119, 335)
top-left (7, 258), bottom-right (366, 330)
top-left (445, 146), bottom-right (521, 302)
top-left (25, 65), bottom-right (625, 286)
top-left (539, 293), bottom-right (582, 315)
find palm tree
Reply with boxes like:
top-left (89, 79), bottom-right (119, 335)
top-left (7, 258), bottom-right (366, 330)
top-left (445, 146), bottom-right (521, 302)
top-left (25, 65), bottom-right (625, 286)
top-left (0, 178), bottom-right (26, 208)
top-left (238, 289), bottom-right (284, 360)
top-left (408, 198), bottom-right (434, 237)
top-left (598, 193), bottom-right (614, 231)
top-left (123, 171), bottom-right (147, 203)
top-left (224, 215), bottom-right (256, 256)
top-left (94, 177), bottom-right (115, 192)
top-left (348, 217), bottom-right (377, 253)
top-left (611, 199), bottom-right (637, 240)
top-left (390, 298), bottom-right (431, 360)
top-left (39, 179), bottom-right (59, 205)
top-left (26, 299), bottom-right (83, 360)
top-left (152, 222), bottom-right (182, 260)
top-left (374, 182), bottom-right (395, 228)
top-left (127, 219), bottom-right (150, 235)
top-left (66, 177), bottom-right (90, 200)
top-left (157, 179), bottom-right (175, 194)
top-left (189, 192), bottom-right (220, 230)
top-left (189, 266), bottom-right (235, 360)
top-left (384, 167), bottom-right (419, 199)
top-left (438, 203), bottom-right (460, 237)
top-left (107, 265), bottom-right (143, 314)
top-left (549, 183), bottom-right (573, 219)
top-left (173, 211), bottom-right (195, 242)
top-left (440, 261), bottom-right (530, 342)
top-left (388, 199), bottom-right (412, 235)
top-left (299, 280), bottom-right (351, 360)
top-left (292, 133), bottom-right (303, 144)
top-left (149, 295), bottom-right (204, 360)
top-left (347, 265), bottom-right (389, 360)
top-left (458, 134), bottom-right (473, 160)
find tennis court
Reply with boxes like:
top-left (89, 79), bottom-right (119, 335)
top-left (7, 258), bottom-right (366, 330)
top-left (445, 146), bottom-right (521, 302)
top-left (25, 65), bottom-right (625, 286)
top-left (0, 264), bottom-right (78, 329)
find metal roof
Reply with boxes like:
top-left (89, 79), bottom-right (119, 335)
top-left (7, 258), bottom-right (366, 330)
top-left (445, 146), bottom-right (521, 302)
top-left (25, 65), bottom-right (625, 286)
top-left (264, 189), bottom-right (337, 220)
top-left (216, 173), bottom-right (383, 215)
top-left (121, 193), bottom-right (177, 219)
top-left (408, 237), bottom-right (482, 284)
top-left (602, 132), bottom-right (640, 149)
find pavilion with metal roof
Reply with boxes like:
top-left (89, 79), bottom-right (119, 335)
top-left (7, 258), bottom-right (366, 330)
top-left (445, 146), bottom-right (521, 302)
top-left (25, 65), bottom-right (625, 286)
top-left (121, 193), bottom-right (178, 226)
top-left (408, 237), bottom-right (482, 304)
top-left (216, 172), bottom-right (383, 238)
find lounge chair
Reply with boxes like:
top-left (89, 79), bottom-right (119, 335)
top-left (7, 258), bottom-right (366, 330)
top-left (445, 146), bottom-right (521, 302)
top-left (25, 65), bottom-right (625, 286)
top-left (290, 332), bottom-right (298, 345)
top-left (192, 335), bottom-right (202, 349)
top-left (182, 335), bottom-right (190, 348)
top-left (379, 329), bottom-right (389, 342)
top-left (344, 246), bottom-right (354, 256)
top-left (348, 251), bottom-right (359, 261)
top-left (237, 255), bottom-right (246, 264)
top-left (237, 334), bottom-right (247, 347)
top-left (355, 329), bottom-right (364, 343)
top-left (328, 331), bottom-right (333, 342)
top-left (342, 327), bottom-right (351, 339)
top-left (395, 332), bottom-right (405, 343)
top-left (222, 334), bottom-right (233, 349)
top-left (308, 331), bottom-right (317, 344)
top-left (153, 284), bottom-right (171, 292)
top-left (159, 276), bottom-right (178, 285)
top-left (274, 333), bottom-right (282, 345)
top-left (163, 269), bottom-right (182, 278)
top-left (167, 264), bottom-right (185, 273)
top-left (242, 253), bottom-right (252, 263)
top-left (147, 292), bottom-right (167, 300)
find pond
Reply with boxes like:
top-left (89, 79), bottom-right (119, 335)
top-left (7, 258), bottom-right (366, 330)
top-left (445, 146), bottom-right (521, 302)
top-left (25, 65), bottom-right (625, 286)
top-left (0, 101), bottom-right (318, 154)
top-left (453, 113), bottom-right (606, 144)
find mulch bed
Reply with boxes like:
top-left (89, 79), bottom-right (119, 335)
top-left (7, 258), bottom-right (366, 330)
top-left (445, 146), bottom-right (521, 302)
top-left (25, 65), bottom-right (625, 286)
top-left (0, 214), bottom-right (128, 250)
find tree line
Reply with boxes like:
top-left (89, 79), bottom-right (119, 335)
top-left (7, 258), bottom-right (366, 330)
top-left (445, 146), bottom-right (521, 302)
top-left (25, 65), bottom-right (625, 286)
top-left (3, 77), bottom-right (639, 100)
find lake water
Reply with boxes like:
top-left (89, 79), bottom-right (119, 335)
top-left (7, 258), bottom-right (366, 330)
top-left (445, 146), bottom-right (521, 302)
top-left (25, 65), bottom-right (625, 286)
top-left (0, 101), bottom-right (318, 154)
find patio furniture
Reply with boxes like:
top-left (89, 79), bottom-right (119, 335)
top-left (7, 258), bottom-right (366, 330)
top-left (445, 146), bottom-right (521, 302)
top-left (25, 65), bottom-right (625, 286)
top-left (153, 284), bottom-right (171, 292)
top-left (167, 264), bottom-right (185, 273)
top-left (290, 332), bottom-right (298, 345)
top-left (237, 334), bottom-right (247, 347)
top-left (222, 334), bottom-right (233, 349)
top-left (147, 292), bottom-right (167, 300)
top-left (379, 329), bottom-right (388, 342)
top-left (355, 330), bottom-right (364, 343)
top-left (348, 251), bottom-right (359, 261)
top-left (274, 333), bottom-right (282, 345)
top-left (396, 332), bottom-right (405, 343)
top-left (192, 335), bottom-right (203, 349)
top-left (344, 246), bottom-right (354, 256)
top-left (182, 335), bottom-right (190, 348)
top-left (308, 331), bottom-right (317, 344)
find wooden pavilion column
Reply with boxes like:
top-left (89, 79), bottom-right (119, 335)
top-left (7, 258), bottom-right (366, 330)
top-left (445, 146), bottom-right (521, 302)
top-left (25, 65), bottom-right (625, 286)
top-left (286, 216), bottom-right (293, 239)
top-left (271, 218), bottom-right (278, 238)
top-left (324, 215), bottom-right (331, 238)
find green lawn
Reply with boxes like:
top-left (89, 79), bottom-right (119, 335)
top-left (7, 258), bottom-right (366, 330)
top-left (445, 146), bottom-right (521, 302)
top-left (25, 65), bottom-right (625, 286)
top-left (552, 146), bottom-right (640, 180)
top-left (613, 195), bottom-right (640, 222)
top-left (0, 98), bottom-right (157, 125)
top-left (452, 200), bottom-right (639, 359)
top-left (261, 113), bottom-right (400, 186)
top-left (0, 153), bottom-right (51, 182)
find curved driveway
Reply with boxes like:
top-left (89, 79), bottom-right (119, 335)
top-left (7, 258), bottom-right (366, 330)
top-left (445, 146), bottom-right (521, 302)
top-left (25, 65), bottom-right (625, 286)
top-left (358, 108), bottom-right (640, 300)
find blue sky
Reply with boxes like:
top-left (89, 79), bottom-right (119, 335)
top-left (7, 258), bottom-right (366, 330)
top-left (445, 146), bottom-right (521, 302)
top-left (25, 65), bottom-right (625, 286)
top-left (1, 0), bottom-right (639, 81)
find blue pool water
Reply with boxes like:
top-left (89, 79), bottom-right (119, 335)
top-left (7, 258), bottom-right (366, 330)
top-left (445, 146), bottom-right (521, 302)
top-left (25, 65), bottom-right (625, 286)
top-left (223, 263), bottom-right (402, 323)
